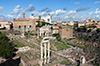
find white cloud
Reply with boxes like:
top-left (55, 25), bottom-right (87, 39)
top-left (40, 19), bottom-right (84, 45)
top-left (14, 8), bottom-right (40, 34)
top-left (88, 11), bottom-right (94, 15)
top-left (50, 12), bottom-right (55, 15)
top-left (39, 8), bottom-right (51, 12)
top-left (74, 2), bottom-right (80, 4)
top-left (16, 13), bottom-right (21, 18)
top-left (88, 8), bottom-right (100, 15)
top-left (0, 6), bottom-right (3, 12)
top-left (95, 8), bottom-right (100, 14)
top-left (94, 1), bottom-right (100, 4)
top-left (67, 10), bottom-right (76, 15)
top-left (96, 15), bottom-right (100, 18)
top-left (31, 11), bottom-right (47, 16)
top-left (55, 9), bottom-right (66, 15)
top-left (76, 7), bottom-right (90, 12)
top-left (7, 14), bottom-right (14, 18)
top-left (25, 4), bottom-right (35, 12)
top-left (49, 9), bottom-right (67, 21)
top-left (0, 14), bottom-right (13, 21)
top-left (10, 5), bottom-right (22, 15)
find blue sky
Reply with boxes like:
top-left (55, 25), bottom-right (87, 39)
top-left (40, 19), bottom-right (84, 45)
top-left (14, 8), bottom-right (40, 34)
top-left (0, 0), bottom-right (100, 21)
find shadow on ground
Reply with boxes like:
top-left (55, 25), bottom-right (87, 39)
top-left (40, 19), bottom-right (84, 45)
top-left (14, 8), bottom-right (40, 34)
top-left (0, 57), bottom-right (21, 66)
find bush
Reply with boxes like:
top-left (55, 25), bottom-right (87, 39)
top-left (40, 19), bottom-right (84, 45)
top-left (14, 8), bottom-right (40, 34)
top-left (87, 29), bottom-right (91, 32)
top-left (52, 33), bottom-right (61, 41)
top-left (0, 32), bottom-right (14, 59)
top-left (96, 28), bottom-right (100, 33)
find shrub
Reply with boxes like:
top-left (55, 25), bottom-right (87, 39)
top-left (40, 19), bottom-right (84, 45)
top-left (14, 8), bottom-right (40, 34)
top-left (0, 32), bottom-right (14, 59)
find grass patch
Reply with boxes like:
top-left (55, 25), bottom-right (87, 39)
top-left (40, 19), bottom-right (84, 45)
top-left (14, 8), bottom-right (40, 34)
top-left (63, 40), bottom-right (85, 49)
top-left (12, 40), bottom-right (25, 47)
top-left (51, 41), bottom-right (70, 50)
top-left (60, 59), bottom-right (70, 64)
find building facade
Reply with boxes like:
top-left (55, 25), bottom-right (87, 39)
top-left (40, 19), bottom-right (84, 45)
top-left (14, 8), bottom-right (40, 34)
top-left (59, 26), bottom-right (73, 39)
top-left (52, 26), bottom-right (59, 34)
top-left (0, 20), bottom-right (12, 30)
top-left (39, 25), bottom-right (51, 37)
top-left (69, 20), bottom-right (74, 25)
top-left (13, 12), bottom-right (36, 32)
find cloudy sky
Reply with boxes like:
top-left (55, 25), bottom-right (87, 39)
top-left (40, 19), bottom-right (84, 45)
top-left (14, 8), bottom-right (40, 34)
top-left (0, 0), bottom-right (100, 21)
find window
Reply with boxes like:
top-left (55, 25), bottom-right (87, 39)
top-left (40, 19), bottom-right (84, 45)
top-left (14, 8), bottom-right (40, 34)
top-left (48, 19), bottom-right (50, 21)
top-left (19, 25), bottom-right (21, 28)
top-left (29, 25), bottom-right (31, 28)
top-left (66, 29), bottom-right (68, 31)
top-left (24, 25), bottom-right (26, 28)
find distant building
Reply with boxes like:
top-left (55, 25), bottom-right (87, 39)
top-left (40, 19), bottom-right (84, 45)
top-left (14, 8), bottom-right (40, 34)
top-left (86, 22), bottom-right (94, 26)
top-left (39, 25), bottom-right (51, 37)
top-left (0, 20), bottom-right (12, 30)
top-left (59, 26), bottom-right (73, 39)
top-left (69, 20), bottom-right (74, 25)
top-left (13, 12), bottom-right (36, 32)
top-left (78, 22), bottom-right (85, 27)
top-left (52, 26), bottom-right (59, 34)
top-left (57, 18), bottom-right (62, 27)
top-left (86, 19), bottom-right (94, 22)
top-left (62, 22), bottom-right (67, 25)
top-left (53, 21), bottom-right (57, 25)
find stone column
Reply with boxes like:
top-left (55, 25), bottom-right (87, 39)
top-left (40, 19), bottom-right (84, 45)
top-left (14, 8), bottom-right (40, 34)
top-left (41, 42), bottom-right (43, 66)
top-left (48, 41), bottom-right (50, 63)
top-left (44, 42), bottom-right (47, 64)
top-left (40, 31), bottom-right (41, 36)
top-left (22, 27), bottom-right (25, 37)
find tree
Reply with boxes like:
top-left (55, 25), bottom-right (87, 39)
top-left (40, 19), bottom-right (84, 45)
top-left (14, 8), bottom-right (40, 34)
top-left (88, 25), bottom-right (92, 28)
top-left (52, 33), bottom-right (61, 41)
top-left (87, 29), bottom-right (91, 32)
top-left (93, 25), bottom-right (97, 28)
top-left (96, 28), bottom-right (100, 33)
top-left (39, 16), bottom-right (41, 20)
top-left (0, 32), bottom-right (14, 59)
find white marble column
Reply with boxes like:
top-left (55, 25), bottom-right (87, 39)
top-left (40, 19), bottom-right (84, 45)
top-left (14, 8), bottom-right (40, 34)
top-left (48, 41), bottom-right (50, 63)
top-left (40, 32), bottom-right (41, 36)
top-left (44, 42), bottom-right (47, 64)
top-left (41, 42), bottom-right (43, 66)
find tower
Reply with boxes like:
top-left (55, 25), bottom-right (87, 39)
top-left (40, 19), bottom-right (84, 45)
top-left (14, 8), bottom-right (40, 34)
top-left (23, 12), bottom-right (25, 19)
top-left (57, 18), bottom-right (62, 27)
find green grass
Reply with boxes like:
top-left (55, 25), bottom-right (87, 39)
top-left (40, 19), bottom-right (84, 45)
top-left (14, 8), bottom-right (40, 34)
top-left (51, 41), bottom-right (70, 50)
top-left (63, 40), bottom-right (85, 49)
top-left (60, 59), bottom-right (70, 64)
top-left (12, 40), bottom-right (25, 47)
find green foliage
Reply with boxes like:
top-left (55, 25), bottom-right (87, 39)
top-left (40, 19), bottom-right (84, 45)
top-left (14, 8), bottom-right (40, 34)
top-left (12, 40), bottom-right (25, 47)
top-left (88, 25), bottom-right (92, 28)
top-left (52, 33), bottom-right (61, 41)
top-left (54, 24), bottom-right (57, 26)
top-left (80, 26), bottom-right (86, 28)
top-left (96, 28), bottom-right (100, 33)
top-left (60, 59), bottom-right (70, 64)
top-left (76, 27), bottom-right (87, 32)
top-left (93, 25), bottom-right (97, 28)
top-left (88, 25), bottom-right (97, 28)
top-left (0, 32), bottom-right (14, 59)
top-left (87, 29), bottom-right (91, 32)
top-left (39, 16), bottom-right (41, 19)
top-left (51, 41), bottom-right (70, 50)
